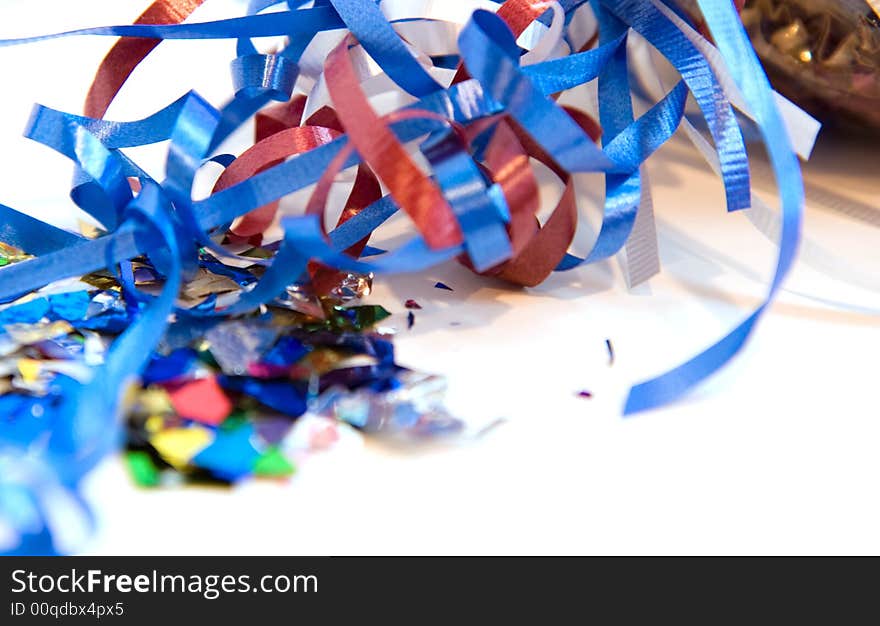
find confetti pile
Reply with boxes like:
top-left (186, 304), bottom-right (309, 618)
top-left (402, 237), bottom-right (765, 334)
top-left (0, 0), bottom-right (811, 554)
top-left (1, 242), bottom-right (460, 491)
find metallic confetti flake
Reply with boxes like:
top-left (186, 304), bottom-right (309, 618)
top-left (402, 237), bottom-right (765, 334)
top-left (80, 272), bottom-right (121, 291)
top-left (85, 291), bottom-right (124, 318)
top-left (0, 242), bottom-right (32, 264)
top-left (326, 305), bottom-right (392, 331)
top-left (327, 272), bottom-right (374, 302)
top-left (4, 321), bottom-right (73, 345)
top-left (274, 286), bottom-right (326, 319)
top-left (205, 321), bottom-right (279, 376)
top-left (182, 268), bottom-right (242, 300)
top-left (313, 371), bottom-right (462, 436)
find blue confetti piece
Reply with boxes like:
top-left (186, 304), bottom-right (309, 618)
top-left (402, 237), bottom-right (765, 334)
top-left (219, 376), bottom-right (308, 417)
top-left (142, 348), bottom-right (198, 385)
top-left (262, 336), bottom-right (309, 367)
top-left (360, 245), bottom-right (387, 258)
top-left (48, 291), bottom-right (90, 322)
top-left (0, 298), bottom-right (49, 326)
top-left (191, 424), bottom-right (261, 482)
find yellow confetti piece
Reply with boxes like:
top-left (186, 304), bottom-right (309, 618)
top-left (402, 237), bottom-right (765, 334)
top-left (17, 359), bottom-right (42, 383)
top-left (150, 426), bottom-right (214, 470)
top-left (136, 387), bottom-right (174, 416)
top-left (145, 416), bottom-right (166, 434)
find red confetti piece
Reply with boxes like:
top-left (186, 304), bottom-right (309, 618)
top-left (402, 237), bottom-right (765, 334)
top-left (167, 377), bottom-right (233, 426)
top-left (404, 299), bottom-right (422, 309)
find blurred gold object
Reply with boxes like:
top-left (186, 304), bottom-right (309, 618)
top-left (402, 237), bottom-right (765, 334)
top-left (742, 0), bottom-right (880, 131)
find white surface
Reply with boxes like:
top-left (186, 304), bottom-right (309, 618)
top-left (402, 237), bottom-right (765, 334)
top-left (0, 1), bottom-right (879, 555)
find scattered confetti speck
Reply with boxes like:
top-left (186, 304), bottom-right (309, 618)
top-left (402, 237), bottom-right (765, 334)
top-left (605, 339), bottom-right (615, 366)
top-left (475, 418), bottom-right (508, 438)
top-left (434, 282), bottom-right (453, 291)
top-left (404, 299), bottom-right (422, 310)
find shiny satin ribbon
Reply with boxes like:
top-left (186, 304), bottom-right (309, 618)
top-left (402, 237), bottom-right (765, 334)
top-left (621, 0), bottom-right (804, 413)
top-left (0, 0), bottom-right (813, 553)
top-left (84, 0), bottom-right (207, 118)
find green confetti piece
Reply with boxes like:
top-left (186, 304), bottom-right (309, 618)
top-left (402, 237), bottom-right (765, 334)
top-left (219, 411), bottom-right (249, 432)
top-left (0, 257), bottom-right (9, 267)
top-left (328, 305), bottom-right (391, 331)
top-left (254, 447), bottom-right (296, 477)
top-left (125, 451), bottom-right (162, 488)
top-left (241, 247), bottom-right (273, 259)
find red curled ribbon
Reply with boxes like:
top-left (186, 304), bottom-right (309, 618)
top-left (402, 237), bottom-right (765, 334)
top-left (84, 0), bottom-right (206, 118)
top-left (324, 36), bottom-right (464, 250)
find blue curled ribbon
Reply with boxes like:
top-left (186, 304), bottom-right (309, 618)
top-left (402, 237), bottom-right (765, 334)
top-left (421, 129), bottom-right (513, 272)
top-left (620, 0), bottom-right (804, 414)
top-left (0, 0), bottom-right (805, 553)
top-left (328, 0), bottom-right (443, 97)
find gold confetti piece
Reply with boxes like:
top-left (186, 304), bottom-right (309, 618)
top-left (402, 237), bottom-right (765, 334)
top-left (77, 220), bottom-right (104, 239)
top-left (0, 241), bottom-right (32, 263)
top-left (150, 426), bottom-right (214, 469)
top-left (134, 388), bottom-right (174, 416)
top-left (80, 273), bottom-right (121, 291)
top-left (297, 348), bottom-right (355, 375)
top-left (182, 269), bottom-right (242, 299)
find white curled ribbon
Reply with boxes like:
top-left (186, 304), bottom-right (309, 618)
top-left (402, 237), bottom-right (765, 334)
top-left (647, 0), bottom-right (821, 161)
top-left (635, 6), bottom-right (880, 297)
top-left (623, 165), bottom-right (661, 288)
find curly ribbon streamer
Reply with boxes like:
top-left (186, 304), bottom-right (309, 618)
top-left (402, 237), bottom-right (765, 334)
top-left (620, 0), bottom-right (804, 413)
top-left (0, 0), bottom-right (810, 553)
top-left (84, 0), bottom-right (207, 118)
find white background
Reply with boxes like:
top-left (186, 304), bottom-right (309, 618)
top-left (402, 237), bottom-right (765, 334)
top-left (1, 0), bottom-right (879, 555)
